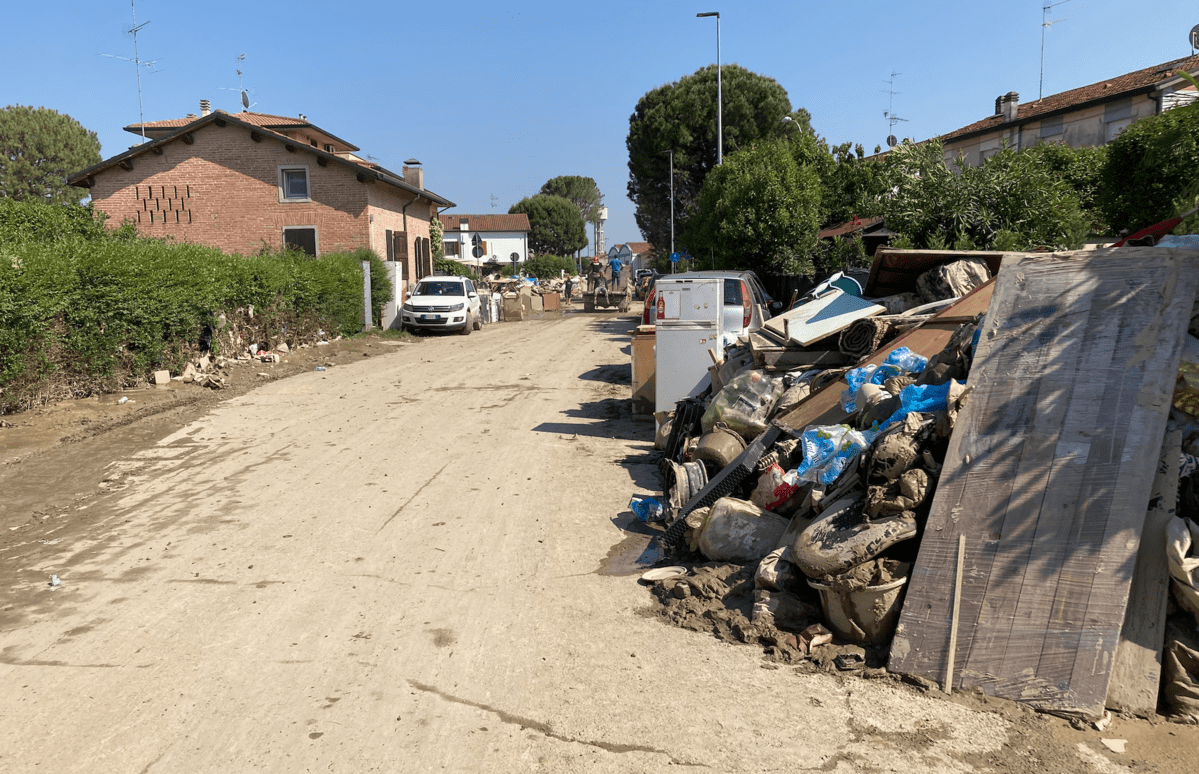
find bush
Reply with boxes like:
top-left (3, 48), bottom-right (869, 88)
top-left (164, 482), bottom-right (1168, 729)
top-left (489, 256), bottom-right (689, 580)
top-left (0, 198), bottom-right (112, 243)
top-left (434, 257), bottom-right (472, 276)
top-left (521, 255), bottom-right (577, 279)
top-left (0, 201), bottom-right (389, 412)
top-left (881, 139), bottom-right (1087, 251)
top-left (1099, 102), bottom-right (1199, 234)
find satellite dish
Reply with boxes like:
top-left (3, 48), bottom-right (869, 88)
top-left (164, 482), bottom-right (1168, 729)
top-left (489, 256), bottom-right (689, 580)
top-left (886, 135), bottom-right (898, 148)
top-left (1191, 24), bottom-right (1199, 50)
top-left (241, 90), bottom-right (250, 109)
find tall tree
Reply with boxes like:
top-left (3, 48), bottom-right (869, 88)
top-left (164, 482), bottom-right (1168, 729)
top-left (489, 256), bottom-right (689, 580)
top-left (509, 194), bottom-right (587, 256)
top-left (539, 175), bottom-right (603, 225)
top-left (0, 106), bottom-right (101, 205)
top-left (626, 64), bottom-right (803, 251)
top-left (684, 139), bottom-right (822, 276)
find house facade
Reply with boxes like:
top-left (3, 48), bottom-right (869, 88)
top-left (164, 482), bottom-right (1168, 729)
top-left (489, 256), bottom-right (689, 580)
top-left (438, 213), bottom-right (530, 271)
top-left (69, 105), bottom-right (454, 288)
top-left (937, 54), bottom-right (1199, 167)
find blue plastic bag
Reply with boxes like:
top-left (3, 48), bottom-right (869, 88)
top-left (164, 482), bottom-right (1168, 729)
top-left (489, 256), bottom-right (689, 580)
top-left (630, 495), bottom-right (665, 523)
top-left (840, 347), bottom-right (930, 413)
top-left (878, 380), bottom-right (959, 430)
top-left (794, 425), bottom-right (881, 486)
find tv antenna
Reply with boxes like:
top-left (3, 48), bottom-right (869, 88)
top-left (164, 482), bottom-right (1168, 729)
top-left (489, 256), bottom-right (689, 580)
top-left (98, 0), bottom-right (161, 142)
top-left (882, 72), bottom-right (907, 147)
top-left (219, 54), bottom-right (256, 111)
top-left (490, 194), bottom-right (499, 210)
top-left (1040, 0), bottom-right (1071, 100)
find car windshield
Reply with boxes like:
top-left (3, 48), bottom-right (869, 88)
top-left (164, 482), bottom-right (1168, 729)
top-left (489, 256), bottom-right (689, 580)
top-left (415, 281), bottom-right (464, 297)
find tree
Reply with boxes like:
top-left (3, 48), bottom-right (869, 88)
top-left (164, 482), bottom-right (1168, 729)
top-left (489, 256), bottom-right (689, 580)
top-left (1025, 142), bottom-right (1108, 233)
top-left (626, 64), bottom-right (802, 252)
top-left (880, 139), bottom-right (1087, 251)
top-left (684, 140), bottom-right (822, 276)
top-left (509, 195), bottom-right (587, 256)
top-left (539, 176), bottom-right (603, 225)
top-left (0, 106), bottom-right (102, 205)
top-left (1098, 101), bottom-right (1199, 234)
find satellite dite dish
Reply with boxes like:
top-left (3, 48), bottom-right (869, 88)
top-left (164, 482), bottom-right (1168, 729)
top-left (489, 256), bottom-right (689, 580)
top-left (887, 135), bottom-right (898, 148)
top-left (241, 90), bottom-right (250, 109)
top-left (1191, 24), bottom-right (1199, 50)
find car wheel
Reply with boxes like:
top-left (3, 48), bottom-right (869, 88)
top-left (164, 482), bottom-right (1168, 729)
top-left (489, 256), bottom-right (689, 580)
top-left (473, 316), bottom-right (482, 331)
top-left (459, 313), bottom-right (472, 335)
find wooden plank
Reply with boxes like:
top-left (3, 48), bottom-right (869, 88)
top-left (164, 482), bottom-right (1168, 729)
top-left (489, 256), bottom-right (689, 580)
top-left (774, 278), bottom-right (996, 433)
top-left (865, 249), bottom-right (1008, 297)
top-left (888, 247), bottom-right (1199, 718)
top-left (1107, 429), bottom-right (1182, 714)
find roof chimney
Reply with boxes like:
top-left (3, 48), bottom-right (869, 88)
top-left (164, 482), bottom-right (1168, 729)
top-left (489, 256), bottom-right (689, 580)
top-left (403, 158), bottom-right (424, 190)
top-left (1000, 92), bottom-right (1019, 122)
top-left (200, 99), bottom-right (211, 117)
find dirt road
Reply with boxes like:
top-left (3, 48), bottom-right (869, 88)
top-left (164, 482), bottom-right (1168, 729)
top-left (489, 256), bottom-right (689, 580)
top-left (1, 311), bottom-right (1193, 773)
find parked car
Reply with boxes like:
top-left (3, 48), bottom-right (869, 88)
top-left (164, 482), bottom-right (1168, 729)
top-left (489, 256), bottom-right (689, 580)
top-left (401, 276), bottom-right (483, 335)
top-left (634, 269), bottom-right (659, 301)
top-left (641, 270), bottom-right (775, 332)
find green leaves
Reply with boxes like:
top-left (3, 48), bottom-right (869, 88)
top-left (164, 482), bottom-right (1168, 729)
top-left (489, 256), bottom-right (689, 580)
top-left (626, 65), bottom-right (795, 252)
top-left (1098, 101), bottom-right (1199, 233)
top-left (0, 105), bottom-right (101, 205)
top-left (539, 176), bottom-right (603, 226)
top-left (509, 194), bottom-right (587, 256)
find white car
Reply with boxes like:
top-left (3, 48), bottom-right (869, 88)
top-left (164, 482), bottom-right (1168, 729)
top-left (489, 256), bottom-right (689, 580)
top-left (401, 276), bottom-right (482, 335)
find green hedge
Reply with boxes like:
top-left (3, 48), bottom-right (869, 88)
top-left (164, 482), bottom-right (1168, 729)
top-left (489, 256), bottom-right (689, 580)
top-left (0, 201), bottom-right (392, 413)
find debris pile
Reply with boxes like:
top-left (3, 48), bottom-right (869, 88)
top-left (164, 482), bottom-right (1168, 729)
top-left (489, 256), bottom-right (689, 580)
top-left (639, 245), bottom-right (1199, 722)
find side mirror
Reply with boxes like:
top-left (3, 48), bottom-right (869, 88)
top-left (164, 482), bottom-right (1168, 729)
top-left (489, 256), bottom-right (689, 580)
top-left (468, 292), bottom-right (478, 299)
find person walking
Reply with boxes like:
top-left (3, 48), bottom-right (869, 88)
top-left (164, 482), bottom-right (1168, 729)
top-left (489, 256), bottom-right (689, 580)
top-left (564, 275), bottom-right (574, 305)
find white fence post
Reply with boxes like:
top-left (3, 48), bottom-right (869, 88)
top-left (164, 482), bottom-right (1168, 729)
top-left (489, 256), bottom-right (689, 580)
top-left (361, 260), bottom-right (373, 332)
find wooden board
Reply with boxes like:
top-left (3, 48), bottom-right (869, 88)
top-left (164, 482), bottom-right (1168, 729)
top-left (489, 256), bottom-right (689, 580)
top-left (774, 278), bottom-right (996, 432)
top-left (887, 247), bottom-right (1199, 719)
top-left (1106, 428), bottom-right (1183, 715)
top-left (865, 249), bottom-right (1008, 298)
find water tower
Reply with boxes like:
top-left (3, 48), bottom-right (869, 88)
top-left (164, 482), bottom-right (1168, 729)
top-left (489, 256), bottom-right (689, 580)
top-left (594, 206), bottom-right (608, 258)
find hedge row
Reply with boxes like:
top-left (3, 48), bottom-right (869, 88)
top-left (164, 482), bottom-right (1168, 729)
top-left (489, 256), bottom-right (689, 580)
top-left (0, 200), bottom-right (391, 413)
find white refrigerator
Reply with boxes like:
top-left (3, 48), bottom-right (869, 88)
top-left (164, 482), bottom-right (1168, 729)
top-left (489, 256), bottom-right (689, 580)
top-left (654, 276), bottom-right (726, 415)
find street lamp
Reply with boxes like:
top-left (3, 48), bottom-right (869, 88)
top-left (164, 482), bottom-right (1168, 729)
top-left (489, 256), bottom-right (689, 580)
top-left (659, 149), bottom-right (675, 269)
top-left (697, 11), bottom-right (722, 165)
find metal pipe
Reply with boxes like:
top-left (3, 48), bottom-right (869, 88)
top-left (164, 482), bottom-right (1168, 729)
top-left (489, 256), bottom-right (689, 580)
top-left (697, 12), bottom-right (722, 165)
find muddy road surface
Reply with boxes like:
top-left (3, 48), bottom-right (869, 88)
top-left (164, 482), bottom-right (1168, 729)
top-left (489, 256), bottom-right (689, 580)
top-left (2, 311), bottom-right (1194, 773)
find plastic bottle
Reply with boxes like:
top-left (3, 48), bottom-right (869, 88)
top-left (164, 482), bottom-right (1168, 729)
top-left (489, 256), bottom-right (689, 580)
top-left (630, 496), bottom-right (665, 522)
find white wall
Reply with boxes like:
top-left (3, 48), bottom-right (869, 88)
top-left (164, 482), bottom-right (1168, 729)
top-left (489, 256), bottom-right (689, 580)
top-left (443, 230), bottom-right (529, 266)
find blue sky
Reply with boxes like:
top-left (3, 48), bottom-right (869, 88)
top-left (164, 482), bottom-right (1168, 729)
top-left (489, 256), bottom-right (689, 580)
top-left (5, 1), bottom-right (1197, 250)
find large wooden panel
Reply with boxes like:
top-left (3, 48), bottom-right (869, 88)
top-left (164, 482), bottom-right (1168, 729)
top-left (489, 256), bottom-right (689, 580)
top-left (888, 248), bottom-right (1199, 719)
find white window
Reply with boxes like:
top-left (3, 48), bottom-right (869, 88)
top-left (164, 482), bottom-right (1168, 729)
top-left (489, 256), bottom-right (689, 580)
top-left (279, 166), bottom-right (310, 201)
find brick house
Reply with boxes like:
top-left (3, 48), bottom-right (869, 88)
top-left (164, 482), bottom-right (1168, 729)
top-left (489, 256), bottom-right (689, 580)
top-left (938, 54), bottom-right (1199, 167)
top-left (69, 104), bottom-right (454, 287)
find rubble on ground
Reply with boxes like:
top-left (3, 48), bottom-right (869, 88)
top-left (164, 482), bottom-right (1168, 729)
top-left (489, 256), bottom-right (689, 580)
top-left (635, 244), bottom-right (1199, 723)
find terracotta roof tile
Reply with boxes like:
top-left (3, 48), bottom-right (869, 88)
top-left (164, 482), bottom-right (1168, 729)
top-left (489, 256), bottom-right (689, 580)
top-left (624, 242), bottom-right (653, 254)
top-left (439, 213), bottom-right (531, 232)
top-left (939, 54), bottom-right (1199, 143)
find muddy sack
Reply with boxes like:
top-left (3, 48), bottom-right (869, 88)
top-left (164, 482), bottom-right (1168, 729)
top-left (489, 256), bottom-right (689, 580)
top-left (701, 370), bottom-right (784, 440)
top-left (696, 497), bottom-right (790, 564)
top-left (792, 495), bottom-right (918, 578)
top-left (1167, 516), bottom-right (1199, 625)
top-left (915, 258), bottom-right (990, 304)
top-left (1164, 621), bottom-right (1199, 722)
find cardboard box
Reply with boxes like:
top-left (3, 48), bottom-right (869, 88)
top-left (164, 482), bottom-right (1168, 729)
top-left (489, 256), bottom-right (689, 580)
top-left (632, 329), bottom-right (656, 415)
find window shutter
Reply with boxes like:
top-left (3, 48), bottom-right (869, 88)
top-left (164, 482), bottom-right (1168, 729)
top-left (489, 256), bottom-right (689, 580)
top-left (481, 240), bottom-right (488, 255)
top-left (445, 241), bottom-right (458, 256)
top-left (385, 229), bottom-right (394, 261)
top-left (394, 231), bottom-right (409, 260)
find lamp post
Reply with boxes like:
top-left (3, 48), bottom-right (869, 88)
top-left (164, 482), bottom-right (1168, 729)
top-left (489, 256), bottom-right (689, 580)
top-left (696, 11), bottom-right (722, 165)
top-left (659, 149), bottom-right (675, 271)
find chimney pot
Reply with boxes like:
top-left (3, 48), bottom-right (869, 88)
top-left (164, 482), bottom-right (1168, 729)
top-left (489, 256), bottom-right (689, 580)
top-left (1002, 92), bottom-right (1019, 122)
top-left (403, 164), bottom-right (425, 190)
top-left (200, 99), bottom-right (211, 117)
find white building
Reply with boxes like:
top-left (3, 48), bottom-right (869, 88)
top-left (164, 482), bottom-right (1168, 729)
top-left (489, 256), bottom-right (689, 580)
top-left (439, 213), bottom-right (531, 272)
top-left (607, 242), bottom-right (654, 274)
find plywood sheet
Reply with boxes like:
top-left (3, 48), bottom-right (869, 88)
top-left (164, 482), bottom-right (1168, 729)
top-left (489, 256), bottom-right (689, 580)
top-left (887, 247), bottom-right (1199, 719)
